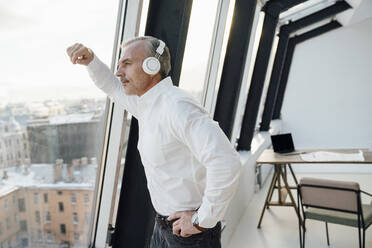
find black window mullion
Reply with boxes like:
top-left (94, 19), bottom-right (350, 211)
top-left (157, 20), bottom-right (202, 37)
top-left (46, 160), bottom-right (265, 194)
top-left (272, 37), bottom-right (296, 120)
top-left (259, 31), bottom-right (289, 131)
top-left (237, 3), bottom-right (281, 151)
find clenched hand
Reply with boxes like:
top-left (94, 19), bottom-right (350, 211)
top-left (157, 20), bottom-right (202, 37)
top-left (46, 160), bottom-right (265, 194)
top-left (66, 43), bottom-right (94, 66)
top-left (168, 210), bottom-right (202, 237)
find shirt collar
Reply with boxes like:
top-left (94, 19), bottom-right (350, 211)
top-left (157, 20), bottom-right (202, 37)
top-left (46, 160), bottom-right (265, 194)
top-left (138, 76), bottom-right (173, 107)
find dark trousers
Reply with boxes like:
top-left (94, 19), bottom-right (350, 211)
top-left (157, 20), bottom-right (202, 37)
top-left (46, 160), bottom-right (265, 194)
top-left (150, 220), bottom-right (221, 248)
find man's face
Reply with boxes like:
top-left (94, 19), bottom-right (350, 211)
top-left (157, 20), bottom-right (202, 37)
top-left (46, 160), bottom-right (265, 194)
top-left (115, 41), bottom-right (152, 96)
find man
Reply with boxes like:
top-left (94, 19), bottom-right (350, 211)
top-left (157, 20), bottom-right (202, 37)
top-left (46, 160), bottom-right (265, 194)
top-left (66, 36), bottom-right (242, 247)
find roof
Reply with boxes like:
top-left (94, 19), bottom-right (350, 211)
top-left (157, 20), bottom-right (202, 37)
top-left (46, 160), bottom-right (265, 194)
top-left (0, 162), bottom-right (97, 196)
top-left (27, 112), bottom-right (98, 127)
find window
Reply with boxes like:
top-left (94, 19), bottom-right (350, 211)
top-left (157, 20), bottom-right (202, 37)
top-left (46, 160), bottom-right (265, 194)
top-left (18, 198), bottom-right (26, 212)
top-left (74, 232), bottom-right (80, 241)
top-left (178, 0), bottom-right (220, 103)
top-left (21, 238), bottom-right (28, 247)
top-left (4, 199), bottom-right (8, 210)
top-left (35, 211), bottom-right (40, 223)
top-left (60, 224), bottom-right (66, 235)
top-left (1, 0), bottom-right (120, 247)
top-left (38, 230), bottom-right (43, 241)
top-left (0, 222), bottom-right (2, 235)
top-left (34, 193), bottom-right (39, 204)
top-left (45, 212), bottom-right (51, 223)
top-left (6, 218), bottom-right (10, 230)
top-left (85, 212), bottom-right (90, 225)
top-left (7, 240), bottom-right (11, 248)
top-left (20, 220), bottom-right (27, 232)
top-left (84, 194), bottom-right (89, 205)
top-left (14, 214), bottom-right (18, 224)
top-left (58, 202), bottom-right (64, 212)
top-left (71, 193), bottom-right (77, 205)
top-left (72, 212), bottom-right (78, 224)
top-left (47, 231), bottom-right (52, 242)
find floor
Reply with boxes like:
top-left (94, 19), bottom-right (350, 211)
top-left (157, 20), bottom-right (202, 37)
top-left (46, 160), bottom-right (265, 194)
top-left (228, 173), bottom-right (372, 248)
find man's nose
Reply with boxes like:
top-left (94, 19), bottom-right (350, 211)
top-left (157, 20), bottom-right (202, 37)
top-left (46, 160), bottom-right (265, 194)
top-left (115, 69), bottom-right (123, 78)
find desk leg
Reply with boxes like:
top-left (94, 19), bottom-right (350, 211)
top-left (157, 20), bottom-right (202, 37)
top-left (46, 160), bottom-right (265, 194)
top-left (288, 164), bottom-right (298, 185)
top-left (278, 168), bottom-right (302, 223)
top-left (278, 166), bottom-right (282, 204)
top-left (257, 167), bottom-right (278, 228)
top-left (267, 166), bottom-right (279, 207)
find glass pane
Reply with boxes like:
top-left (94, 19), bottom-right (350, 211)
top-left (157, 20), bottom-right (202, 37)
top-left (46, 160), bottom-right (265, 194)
top-left (178, 0), bottom-right (220, 103)
top-left (0, 0), bottom-right (119, 247)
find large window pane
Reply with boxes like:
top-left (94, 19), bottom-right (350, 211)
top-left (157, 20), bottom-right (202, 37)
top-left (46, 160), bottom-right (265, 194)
top-left (0, 0), bottom-right (119, 247)
top-left (178, 0), bottom-right (219, 103)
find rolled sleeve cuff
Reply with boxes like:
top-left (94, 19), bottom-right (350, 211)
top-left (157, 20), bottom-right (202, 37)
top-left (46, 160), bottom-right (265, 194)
top-left (197, 204), bottom-right (219, 229)
top-left (86, 53), bottom-right (100, 73)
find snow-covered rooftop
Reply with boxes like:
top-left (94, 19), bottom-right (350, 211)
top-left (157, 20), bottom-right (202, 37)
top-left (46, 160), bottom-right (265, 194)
top-left (27, 112), bottom-right (98, 127)
top-left (0, 162), bottom-right (97, 196)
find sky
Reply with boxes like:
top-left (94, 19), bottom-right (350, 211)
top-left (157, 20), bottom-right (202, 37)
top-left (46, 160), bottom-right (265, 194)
top-left (0, 0), bottom-right (119, 103)
top-left (0, 0), bottom-right (223, 104)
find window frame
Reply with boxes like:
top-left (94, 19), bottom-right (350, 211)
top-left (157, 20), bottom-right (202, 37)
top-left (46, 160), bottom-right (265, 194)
top-left (92, 0), bottom-right (142, 247)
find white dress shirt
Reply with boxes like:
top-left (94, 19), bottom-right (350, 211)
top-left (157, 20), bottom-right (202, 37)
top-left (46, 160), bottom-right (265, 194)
top-left (87, 55), bottom-right (242, 228)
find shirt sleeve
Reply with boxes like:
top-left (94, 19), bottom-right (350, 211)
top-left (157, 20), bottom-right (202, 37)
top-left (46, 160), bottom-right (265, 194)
top-left (169, 98), bottom-right (242, 228)
top-left (86, 54), bottom-right (139, 118)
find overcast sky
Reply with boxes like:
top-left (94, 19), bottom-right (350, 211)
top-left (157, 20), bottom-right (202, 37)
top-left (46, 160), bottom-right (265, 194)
top-left (0, 0), bottom-right (119, 103)
top-left (0, 0), bottom-right (220, 104)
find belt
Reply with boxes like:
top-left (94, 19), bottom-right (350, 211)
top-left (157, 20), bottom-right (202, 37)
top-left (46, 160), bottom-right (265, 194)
top-left (155, 213), bottom-right (177, 228)
top-left (155, 213), bottom-right (208, 232)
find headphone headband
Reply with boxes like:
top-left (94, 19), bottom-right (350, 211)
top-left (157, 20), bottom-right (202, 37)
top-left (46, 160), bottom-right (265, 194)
top-left (156, 40), bottom-right (165, 58)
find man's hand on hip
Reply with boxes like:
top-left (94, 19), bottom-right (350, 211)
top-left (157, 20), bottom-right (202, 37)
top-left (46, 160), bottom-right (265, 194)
top-left (168, 210), bottom-right (202, 237)
top-left (66, 43), bottom-right (94, 66)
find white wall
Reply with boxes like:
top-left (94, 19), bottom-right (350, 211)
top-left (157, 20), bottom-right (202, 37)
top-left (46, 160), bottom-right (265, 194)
top-left (281, 18), bottom-right (372, 156)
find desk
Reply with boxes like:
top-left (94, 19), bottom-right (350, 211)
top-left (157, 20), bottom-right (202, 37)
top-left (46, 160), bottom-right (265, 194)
top-left (256, 149), bottom-right (372, 228)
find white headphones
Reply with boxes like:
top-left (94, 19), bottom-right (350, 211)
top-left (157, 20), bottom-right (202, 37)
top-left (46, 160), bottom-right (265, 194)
top-left (142, 40), bottom-right (166, 75)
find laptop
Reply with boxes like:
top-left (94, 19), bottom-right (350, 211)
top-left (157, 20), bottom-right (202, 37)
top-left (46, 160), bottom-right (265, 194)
top-left (270, 133), bottom-right (296, 154)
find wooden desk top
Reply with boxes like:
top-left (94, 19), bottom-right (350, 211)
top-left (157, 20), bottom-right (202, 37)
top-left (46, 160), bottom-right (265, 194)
top-left (256, 149), bottom-right (372, 164)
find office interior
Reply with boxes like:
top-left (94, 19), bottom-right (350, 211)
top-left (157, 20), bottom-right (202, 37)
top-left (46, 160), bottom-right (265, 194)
top-left (1, 0), bottom-right (372, 247)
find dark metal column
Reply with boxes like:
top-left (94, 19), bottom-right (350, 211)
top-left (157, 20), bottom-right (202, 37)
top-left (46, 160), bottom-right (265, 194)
top-left (237, 2), bottom-right (281, 150)
top-left (272, 21), bottom-right (342, 119)
top-left (259, 31), bottom-right (289, 131)
top-left (281, 0), bottom-right (350, 34)
top-left (272, 37), bottom-right (296, 120)
top-left (213, 0), bottom-right (257, 139)
top-left (145, 0), bottom-right (193, 86)
top-left (112, 1), bottom-right (192, 247)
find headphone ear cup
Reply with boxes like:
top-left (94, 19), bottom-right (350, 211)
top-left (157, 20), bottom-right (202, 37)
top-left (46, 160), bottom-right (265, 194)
top-left (142, 57), bottom-right (161, 75)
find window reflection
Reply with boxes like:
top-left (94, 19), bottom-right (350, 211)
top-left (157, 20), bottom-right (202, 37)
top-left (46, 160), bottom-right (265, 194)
top-left (0, 0), bottom-right (118, 247)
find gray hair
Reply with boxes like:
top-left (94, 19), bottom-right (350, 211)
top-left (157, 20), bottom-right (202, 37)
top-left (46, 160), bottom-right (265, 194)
top-left (122, 36), bottom-right (171, 79)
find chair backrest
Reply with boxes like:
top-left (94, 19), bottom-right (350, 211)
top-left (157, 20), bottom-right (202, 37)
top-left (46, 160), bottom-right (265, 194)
top-left (299, 177), bottom-right (360, 213)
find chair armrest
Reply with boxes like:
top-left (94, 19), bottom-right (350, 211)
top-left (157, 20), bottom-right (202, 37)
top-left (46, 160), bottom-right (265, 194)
top-left (361, 190), bottom-right (372, 197)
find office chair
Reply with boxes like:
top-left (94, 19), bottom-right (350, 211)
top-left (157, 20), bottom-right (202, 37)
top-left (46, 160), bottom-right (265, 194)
top-left (297, 177), bottom-right (372, 248)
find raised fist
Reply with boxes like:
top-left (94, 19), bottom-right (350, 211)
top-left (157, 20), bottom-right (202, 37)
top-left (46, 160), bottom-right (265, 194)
top-left (66, 43), bottom-right (94, 66)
